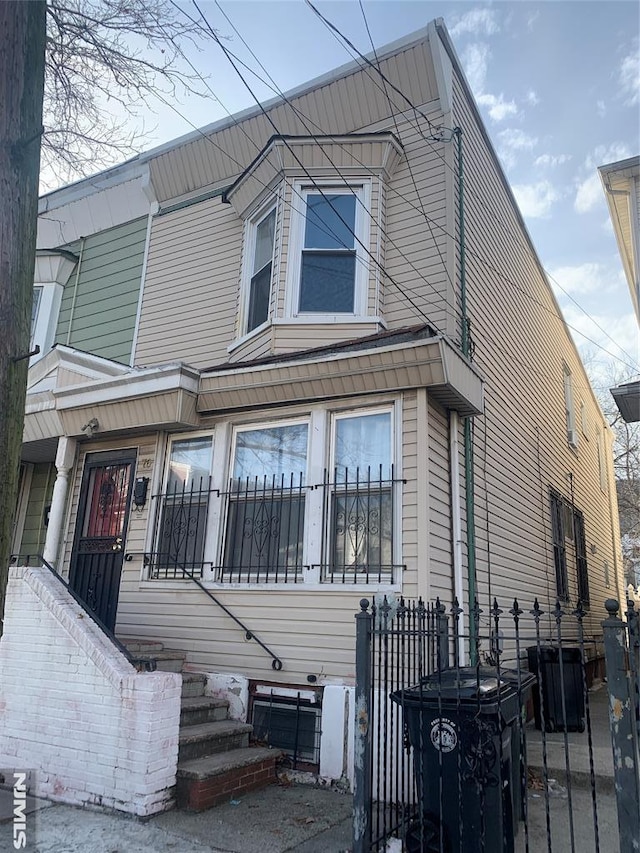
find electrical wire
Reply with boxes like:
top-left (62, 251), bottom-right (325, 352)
top-left (305, 1), bottom-right (639, 372)
top-left (189, 0), bottom-right (443, 331)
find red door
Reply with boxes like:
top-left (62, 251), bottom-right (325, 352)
top-left (69, 452), bottom-right (136, 632)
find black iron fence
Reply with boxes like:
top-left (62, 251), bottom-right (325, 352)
top-left (352, 595), bottom-right (637, 853)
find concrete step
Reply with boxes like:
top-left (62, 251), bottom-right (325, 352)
top-left (176, 746), bottom-right (281, 811)
top-left (181, 672), bottom-right (207, 699)
top-left (118, 637), bottom-right (165, 654)
top-left (132, 648), bottom-right (187, 672)
top-left (178, 720), bottom-right (252, 762)
top-left (181, 696), bottom-right (229, 727)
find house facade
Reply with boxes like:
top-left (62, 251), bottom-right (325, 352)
top-left (7, 21), bottom-right (623, 795)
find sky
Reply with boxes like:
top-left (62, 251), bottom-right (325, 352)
top-left (80, 0), bottom-right (640, 384)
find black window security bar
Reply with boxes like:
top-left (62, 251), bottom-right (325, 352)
top-left (550, 489), bottom-right (569, 600)
top-left (218, 473), bottom-right (307, 584)
top-left (574, 508), bottom-right (590, 606)
top-left (147, 476), bottom-right (216, 580)
top-left (252, 691), bottom-right (322, 768)
top-left (320, 465), bottom-right (404, 584)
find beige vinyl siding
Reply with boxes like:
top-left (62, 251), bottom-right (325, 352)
top-left (427, 399), bottom-right (454, 602)
top-left (18, 463), bottom-right (54, 557)
top-left (56, 217), bottom-right (147, 364)
top-left (80, 389), bottom-right (422, 684)
top-left (449, 69), bottom-right (621, 632)
top-left (135, 197), bottom-right (242, 368)
top-left (382, 114), bottom-right (454, 337)
top-left (149, 41), bottom-right (439, 204)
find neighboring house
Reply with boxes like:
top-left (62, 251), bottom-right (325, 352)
top-left (5, 21), bottom-right (623, 805)
top-left (600, 156), bottom-right (640, 591)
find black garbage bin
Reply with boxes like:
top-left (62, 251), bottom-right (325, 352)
top-left (391, 668), bottom-right (532, 853)
top-left (527, 645), bottom-right (585, 732)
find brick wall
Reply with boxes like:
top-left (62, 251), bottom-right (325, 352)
top-left (0, 566), bottom-right (181, 816)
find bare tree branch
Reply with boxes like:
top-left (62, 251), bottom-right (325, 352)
top-left (42, 0), bottom-right (211, 187)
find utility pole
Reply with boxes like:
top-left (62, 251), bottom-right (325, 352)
top-left (0, 2), bottom-right (47, 634)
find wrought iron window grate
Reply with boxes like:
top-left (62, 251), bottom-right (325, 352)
top-left (219, 473), bottom-right (307, 584)
top-left (147, 476), bottom-right (216, 579)
top-left (251, 691), bottom-right (321, 768)
top-left (320, 465), bottom-right (404, 584)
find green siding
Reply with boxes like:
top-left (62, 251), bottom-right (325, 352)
top-left (19, 463), bottom-right (54, 556)
top-left (56, 217), bottom-right (147, 364)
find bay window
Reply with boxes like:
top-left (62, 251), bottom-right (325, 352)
top-left (222, 422), bottom-right (308, 582)
top-left (289, 183), bottom-right (370, 319)
top-left (151, 435), bottom-right (213, 578)
top-left (325, 411), bottom-right (397, 583)
top-left (246, 206), bottom-right (276, 333)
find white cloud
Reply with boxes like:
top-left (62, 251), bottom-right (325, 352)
top-left (534, 153), bottom-right (572, 168)
top-left (499, 128), bottom-right (538, 151)
top-left (559, 305), bottom-right (639, 375)
top-left (477, 92), bottom-right (518, 121)
top-left (548, 262), bottom-right (625, 298)
top-left (461, 43), bottom-right (489, 94)
top-left (574, 173), bottom-right (603, 214)
top-left (619, 41), bottom-right (640, 106)
top-left (526, 89), bottom-right (539, 106)
top-left (450, 8), bottom-right (500, 38)
top-left (596, 100), bottom-right (606, 118)
top-left (574, 143), bottom-right (632, 214)
top-left (461, 42), bottom-right (517, 123)
top-left (497, 129), bottom-right (538, 169)
top-left (512, 181), bottom-right (560, 218)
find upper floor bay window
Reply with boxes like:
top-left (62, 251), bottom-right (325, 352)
top-left (288, 183), bottom-right (370, 319)
top-left (245, 206), bottom-right (276, 333)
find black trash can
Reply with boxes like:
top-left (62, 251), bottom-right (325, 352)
top-left (391, 668), bottom-right (532, 853)
top-left (527, 645), bottom-right (585, 732)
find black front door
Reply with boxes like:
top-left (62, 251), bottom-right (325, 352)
top-left (69, 451), bottom-right (136, 632)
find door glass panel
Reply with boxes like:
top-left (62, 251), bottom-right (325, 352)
top-left (83, 464), bottom-right (132, 538)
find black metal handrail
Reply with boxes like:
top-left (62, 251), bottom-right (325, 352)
top-left (10, 554), bottom-right (156, 672)
top-left (142, 553), bottom-right (283, 671)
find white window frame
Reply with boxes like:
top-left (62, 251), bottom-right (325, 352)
top-left (149, 430), bottom-right (215, 579)
top-left (239, 202), bottom-right (277, 337)
top-left (218, 417), bottom-right (311, 581)
top-left (321, 405), bottom-right (400, 583)
top-left (285, 180), bottom-right (371, 322)
top-left (30, 282), bottom-right (64, 364)
top-left (563, 364), bottom-right (578, 449)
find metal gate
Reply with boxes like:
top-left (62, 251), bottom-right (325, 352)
top-left (354, 596), bottom-right (616, 853)
top-left (69, 451), bottom-right (136, 633)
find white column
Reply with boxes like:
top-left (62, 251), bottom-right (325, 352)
top-left (43, 437), bottom-right (77, 568)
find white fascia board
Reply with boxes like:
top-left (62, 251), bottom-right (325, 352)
top-left (53, 363), bottom-right (200, 410)
top-left (27, 345), bottom-right (131, 390)
top-left (38, 160), bottom-right (149, 213)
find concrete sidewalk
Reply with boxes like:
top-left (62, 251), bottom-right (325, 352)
top-left (0, 687), bottom-right (621, 853)
top-left (0, 782), bottom-right (353, 853)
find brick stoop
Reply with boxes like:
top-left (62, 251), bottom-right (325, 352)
top-left (120, 638), bottom-right (281, 812)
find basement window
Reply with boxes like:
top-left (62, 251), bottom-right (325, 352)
top-left (250, 686), bottom-right (322, 769)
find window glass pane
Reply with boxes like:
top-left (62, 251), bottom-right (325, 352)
top-left (335, 413), bottom-right (391, 481)
top-left (299, 252), bottom-right (355, 312)
top-left (248, 263), bottom-right (271, 332)
top-left (304, 193), bottom-right (355, 250)
top-left (233, 424), bottom-right (308, 482)
top-left (168, 437), bottom-right (213, 493)
top-left (254, 208), bottom-right (276, 273)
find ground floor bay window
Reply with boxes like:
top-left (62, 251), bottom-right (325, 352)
top-left (146, 405), bottom-right (403, 586)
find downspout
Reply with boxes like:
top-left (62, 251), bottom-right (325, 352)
top-left (455, 127), bottom-right (478, 661)
top-left (65, 236), bottom-right (85, 346)
top-left (450, 411), bottom-right (467, 663)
